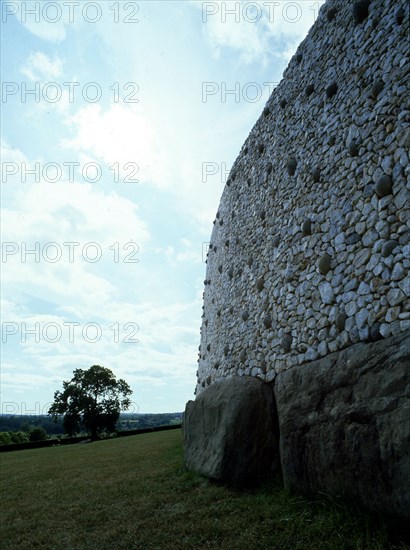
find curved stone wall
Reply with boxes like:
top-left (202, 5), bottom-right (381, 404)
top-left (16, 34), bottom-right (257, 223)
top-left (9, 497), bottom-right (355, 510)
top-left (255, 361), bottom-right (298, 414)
top-left (196, 0), bottom-right (409, 395)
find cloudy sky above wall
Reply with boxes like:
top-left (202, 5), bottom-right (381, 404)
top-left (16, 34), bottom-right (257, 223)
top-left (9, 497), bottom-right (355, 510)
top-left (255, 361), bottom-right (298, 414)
top-left (1, 0), bottom-right (325, 414)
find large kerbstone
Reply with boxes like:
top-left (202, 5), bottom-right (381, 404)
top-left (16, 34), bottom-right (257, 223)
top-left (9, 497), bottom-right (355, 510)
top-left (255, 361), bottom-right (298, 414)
top-left (183, 376), bottom-right (279, 483)
top-left (275, 331), bottom-right (410, 519)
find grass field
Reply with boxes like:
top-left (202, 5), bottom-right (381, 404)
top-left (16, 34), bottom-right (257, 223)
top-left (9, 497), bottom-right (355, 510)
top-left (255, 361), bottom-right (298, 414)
top-left (0, 429), bottom-right (408, 549)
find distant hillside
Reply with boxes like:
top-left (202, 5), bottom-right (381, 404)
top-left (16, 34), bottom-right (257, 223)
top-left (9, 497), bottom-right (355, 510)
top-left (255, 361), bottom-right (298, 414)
top-left (116, 412), bottom-right (183, 432)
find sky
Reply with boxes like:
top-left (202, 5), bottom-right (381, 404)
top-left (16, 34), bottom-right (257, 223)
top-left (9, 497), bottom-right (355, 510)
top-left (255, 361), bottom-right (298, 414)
top-left (1, 0), bottom-right (325, 415)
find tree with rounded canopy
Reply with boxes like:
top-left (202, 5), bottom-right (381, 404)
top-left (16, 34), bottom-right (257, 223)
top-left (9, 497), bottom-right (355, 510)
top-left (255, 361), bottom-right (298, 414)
top-left (29, 426), bottom-right (48, 441)
top-left (48, 365), bottom-right (132, 439)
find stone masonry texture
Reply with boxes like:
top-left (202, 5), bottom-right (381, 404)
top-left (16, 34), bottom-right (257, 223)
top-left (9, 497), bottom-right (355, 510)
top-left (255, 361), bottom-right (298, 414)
top-left (195, 0), bottom-right (410, 395)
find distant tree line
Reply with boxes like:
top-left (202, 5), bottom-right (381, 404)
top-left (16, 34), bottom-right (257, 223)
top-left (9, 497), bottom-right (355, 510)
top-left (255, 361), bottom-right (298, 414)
top-left (0, 426), bottom-right (48, 445)
top-left (0, 416), bottom-right (63, 435)
top-left (0, 412), bottom-right (183, 444)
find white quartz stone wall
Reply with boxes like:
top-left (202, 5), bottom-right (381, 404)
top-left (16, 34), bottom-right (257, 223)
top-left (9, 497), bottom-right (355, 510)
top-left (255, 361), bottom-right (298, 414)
top-left (196, 0), bottom-right (409, 394)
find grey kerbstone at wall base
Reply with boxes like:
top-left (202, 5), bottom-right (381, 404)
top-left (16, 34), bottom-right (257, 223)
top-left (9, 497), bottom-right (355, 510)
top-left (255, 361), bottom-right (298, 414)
top-left (274, 331), bottom-right (410, 520)
top-left (183, 376), bottom-right (280, 484)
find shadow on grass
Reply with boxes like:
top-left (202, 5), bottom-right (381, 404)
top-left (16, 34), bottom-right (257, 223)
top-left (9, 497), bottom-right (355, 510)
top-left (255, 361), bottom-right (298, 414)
top-left (181, 469), bottom-right (409, 549)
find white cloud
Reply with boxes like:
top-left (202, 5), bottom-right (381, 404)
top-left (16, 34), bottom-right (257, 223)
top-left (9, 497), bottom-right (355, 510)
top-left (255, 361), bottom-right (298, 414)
top-left (62, 104), bottom-right (165, 185)
top-left (197, 0), bottom-right (325, 64)
top-left (160, 243), bottom-right (203, 266)
top-left (18, 51), bottom-right (73, 113)
top-left (1, 140), bottom-right (150, 242)
top-left (1, 140), bottom-right (26, 164)
top-left (20, 51), bottom-right (63, 81)
top-left (1, 164), bottom-right (151, 320)
top-left (2, 178), bottom-right (150, 243)
top-left (202, 4), bottom-right (268, 63)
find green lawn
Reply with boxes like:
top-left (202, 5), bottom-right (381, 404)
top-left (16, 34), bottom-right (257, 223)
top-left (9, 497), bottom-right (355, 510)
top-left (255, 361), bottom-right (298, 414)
top-left (0, 429), bottom-right (407, 549)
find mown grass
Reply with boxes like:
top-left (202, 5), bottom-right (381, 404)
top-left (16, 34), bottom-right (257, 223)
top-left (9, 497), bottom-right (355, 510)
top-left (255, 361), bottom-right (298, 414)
top-left (0, 429), bottom-right (408, 549)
